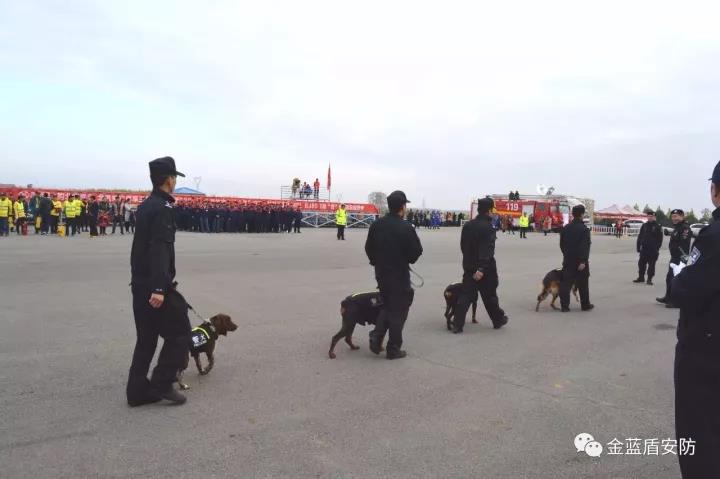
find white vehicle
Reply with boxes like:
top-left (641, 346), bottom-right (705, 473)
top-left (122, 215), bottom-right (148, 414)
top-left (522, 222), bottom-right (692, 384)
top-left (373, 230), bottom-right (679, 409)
top-left (690, 223), bottom-right (708, 236)
top-left (622, 219), bottom-right (645, 236)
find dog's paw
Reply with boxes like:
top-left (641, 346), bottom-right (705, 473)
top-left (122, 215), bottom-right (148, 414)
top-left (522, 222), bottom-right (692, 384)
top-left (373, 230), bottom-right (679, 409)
top-left (179, 383), bottom-right (190, 390)
top-left (328, 351), bottom-right (337, 359)
top-left (471, 318), bottom-right (478, 323)
top-left (199, 369), bottom-right (209, 376)
top-left (349, 345), bottom-right (360, 350)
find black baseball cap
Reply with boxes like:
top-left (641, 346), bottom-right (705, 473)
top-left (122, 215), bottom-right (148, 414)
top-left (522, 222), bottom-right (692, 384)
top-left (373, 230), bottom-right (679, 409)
top-left (572, 204), bottom-right (585, 216)
top-left (671, 209), bottom-right (685, 216)
top-left (387, 190), bottom-right (410, 209)
top-left (645, 210), bottom-right (655, 216)
top-left (711, 160), bottom-right (720, 184)
top-left (149, 156), bottom-right (185, 177)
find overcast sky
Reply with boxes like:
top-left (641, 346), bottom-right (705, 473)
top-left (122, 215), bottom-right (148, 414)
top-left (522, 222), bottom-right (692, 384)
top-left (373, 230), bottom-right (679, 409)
top-left (1, 0), bottom-right (718, 212)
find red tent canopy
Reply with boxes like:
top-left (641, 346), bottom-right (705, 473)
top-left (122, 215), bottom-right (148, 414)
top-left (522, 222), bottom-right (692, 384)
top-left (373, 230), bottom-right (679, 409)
top-left (594, 204), bottom-right (646, 220)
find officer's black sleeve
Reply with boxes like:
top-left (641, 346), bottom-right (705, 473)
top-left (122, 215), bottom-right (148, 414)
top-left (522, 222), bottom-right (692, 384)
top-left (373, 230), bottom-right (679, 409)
top-left (149, 206), bottom-right (174, 295)
top-left (460, 222), bottom-right (478, 272)
top-left (476, 224), bottom-right (493, 272)
top-left (655, 225), bottom-right (663, 250)
top-left (405, 225), bottom-right (423, 264)
top-left (671, 236), bottom-right (719, 310)
top-left (559, 226), bottom-right (566, 255)
top-left (579, 227), bottom-right (591, 262)
top-left (680, 225), bottom-right (692, 256)
top-left (365, 222), bottom-right (376, 266)
top-left (636, 224), bottom-right (643, 252)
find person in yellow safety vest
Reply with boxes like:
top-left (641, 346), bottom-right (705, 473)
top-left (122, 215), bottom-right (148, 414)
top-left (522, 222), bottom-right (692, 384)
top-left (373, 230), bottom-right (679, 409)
top-left (72, 195), bottom-right (83, 234)
top-left (50, 194), bottom-right (62, 234)
top-left (0, 192), bottom-right (11, 236)
top-left (335, 204), bottom-right (347, 240)
top-left (13, 194), bottom-right (27, 235)
top-left (64, 195), bottom-right (78, 236)
top-left (519, 212), bottom-right (530, 239)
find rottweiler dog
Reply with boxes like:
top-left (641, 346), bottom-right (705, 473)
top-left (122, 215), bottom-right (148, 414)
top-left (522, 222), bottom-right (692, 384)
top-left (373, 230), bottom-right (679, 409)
top-left (444, 282), bottom-right (478, 330)
top-left (177, 313), bottom-right (237, 390)
top-left (329, 291), bottom-right (384, 359)
top-left (536, 269), bottom-right (579, 311)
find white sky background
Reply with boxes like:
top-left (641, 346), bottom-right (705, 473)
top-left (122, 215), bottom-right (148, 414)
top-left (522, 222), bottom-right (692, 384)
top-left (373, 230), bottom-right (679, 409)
top-left (1, 0), bottom-right (719, 212)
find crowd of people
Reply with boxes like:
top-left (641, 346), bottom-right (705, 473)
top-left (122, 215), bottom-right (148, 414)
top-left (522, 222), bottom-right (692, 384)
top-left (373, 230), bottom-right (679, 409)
top-left (406, 210), bottom-right (465, 229)
top-left (175, 201), bottom-right (303, 233)
top-left (290, 177), bottom-right (322, 200)
top-left (0, 191), bottom-right (136, 237)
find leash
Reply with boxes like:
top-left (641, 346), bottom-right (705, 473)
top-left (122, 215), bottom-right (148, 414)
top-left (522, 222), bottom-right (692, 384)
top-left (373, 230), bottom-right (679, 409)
top-left (186, 302), bottom-right (205, 322)
top-left (410, 266), bottom-right (425, 289)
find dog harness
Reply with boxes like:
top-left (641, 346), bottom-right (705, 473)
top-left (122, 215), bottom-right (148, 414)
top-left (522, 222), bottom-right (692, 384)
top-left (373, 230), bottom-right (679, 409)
top-left (189, 322), bottom-right (217, 351)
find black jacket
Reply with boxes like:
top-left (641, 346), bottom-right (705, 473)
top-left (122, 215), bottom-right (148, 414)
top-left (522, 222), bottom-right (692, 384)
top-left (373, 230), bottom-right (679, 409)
top-left (130, 188), bottom-right (177, 294)
top-left (560, 218), bottom-right (591, 265)
top-left (672, 208), bottom-right (720, 353)
top-left (365, 214), bottom-right (423, 290)
top-left (637, 221), bottom-right (663, 253)
top-left (460, 214), bottom-right (497, 274)
top-left (667, 221), bottom-right (693, 262)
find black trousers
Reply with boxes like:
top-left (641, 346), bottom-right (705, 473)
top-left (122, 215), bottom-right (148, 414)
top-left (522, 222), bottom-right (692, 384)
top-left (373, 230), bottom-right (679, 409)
top-left (49, 215), bottom-right (58, 234)
top-left (520, 227), bottom-right (527, 238)
top-left (337, 225), bottom-right (345, 239)
top-left (127, 287), bottom-right (191, 403)
top-left (665, 263), bottom-right (675, 300)
top-left (112, 215), bottom-right (124, 234)
top-left (41, 213), bottom-right (50, 234)
top-left (559, 262), bottom-right (590, 309)
top-left (638, 249), bottom-right (659, 280)
top-left (370, 289), bottom-right (414, 354)
top-left (454, 269), bottom-right (504, 330)
top-left (675, 343), bottom-right (720, 478)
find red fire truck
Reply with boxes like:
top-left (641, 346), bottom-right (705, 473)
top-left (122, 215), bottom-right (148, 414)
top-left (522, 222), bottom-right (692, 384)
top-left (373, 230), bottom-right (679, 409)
top-left (471, 194), bottom-right (577, 231)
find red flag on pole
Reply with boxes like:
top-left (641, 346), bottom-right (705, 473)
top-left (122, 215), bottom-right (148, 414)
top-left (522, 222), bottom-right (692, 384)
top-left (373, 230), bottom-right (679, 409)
top-left (327, 163), bottom-right (331, 190)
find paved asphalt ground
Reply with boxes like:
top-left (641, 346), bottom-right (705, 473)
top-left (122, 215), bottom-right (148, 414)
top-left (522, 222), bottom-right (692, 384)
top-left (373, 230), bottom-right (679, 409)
top-left (1, 227), bottom-right (683, 478)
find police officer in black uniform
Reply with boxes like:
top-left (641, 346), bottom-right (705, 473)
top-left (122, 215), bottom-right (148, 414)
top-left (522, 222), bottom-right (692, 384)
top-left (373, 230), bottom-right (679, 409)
top-left (633, 210), bottom-right (663, 285)
top-left (452, 197), bottom-right (508, 333)
top-left (657, 209), bottom-right (692, 309)
top-left (559, 204), bottom-right (594, 312)
top-left (672, 161), bottom-right (720, 478)
top-left (365, 191), bottom-right (423, 359)
top-left (126, 156), bottom-right (191, 406)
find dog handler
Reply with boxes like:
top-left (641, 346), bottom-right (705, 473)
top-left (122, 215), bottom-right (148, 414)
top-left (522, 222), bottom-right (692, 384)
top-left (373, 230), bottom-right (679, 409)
top-left (559, 204), bottom-right (594, 312)
top-left (672, 160), bottom-right (720, 478)
top-left (126, 156), bottom-right (191, 406)
top-left (365, 191), bottom-right (423, 359)
top-left (452, 197), bottom-right (508, 333)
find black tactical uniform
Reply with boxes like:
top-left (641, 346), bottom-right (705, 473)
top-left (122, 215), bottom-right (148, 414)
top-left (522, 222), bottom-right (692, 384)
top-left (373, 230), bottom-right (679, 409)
top-left (559, 206), bottom-right (592, 311)
top-left (659, 214), bottom-right (692, 306)
top-left (453, 198), bottom-right (508, 332)
top-left (672, 205), bottom-right (720, 478)
top-left (635, 217), bottom-right (663, 284)
top-left (126, 157), bottom-right (191, 406)
top-left (365, 191), bottom-right (423, 358)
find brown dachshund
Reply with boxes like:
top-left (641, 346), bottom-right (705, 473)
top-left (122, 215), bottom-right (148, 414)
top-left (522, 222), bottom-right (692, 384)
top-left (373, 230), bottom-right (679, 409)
top-left (177, 314), bottom-right (237, 390)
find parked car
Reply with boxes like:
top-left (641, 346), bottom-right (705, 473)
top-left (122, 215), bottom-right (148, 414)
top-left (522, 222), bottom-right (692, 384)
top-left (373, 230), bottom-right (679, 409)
top-left (690, 223), bottom-right (708, 236)
top-left (623, 219), bottom-right (645, 236)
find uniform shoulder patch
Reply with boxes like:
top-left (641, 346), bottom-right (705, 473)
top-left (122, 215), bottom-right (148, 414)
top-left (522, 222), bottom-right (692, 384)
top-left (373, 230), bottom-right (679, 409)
top-left (688, 246), bottom-right (701, 266)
